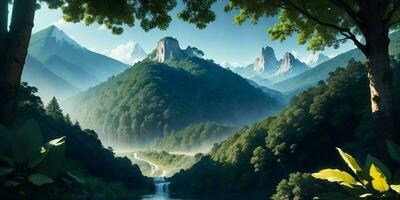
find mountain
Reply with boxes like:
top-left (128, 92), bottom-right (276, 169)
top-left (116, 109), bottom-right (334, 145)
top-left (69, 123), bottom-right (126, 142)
top-left (131, 43), bottom-right (147, 62)
top-left (306, 54), bottom-right (330, 66)
top-left (254, 46), bottom-right (279, 73)
top-left (66, 37), bottom-right (283, 147)
top-left (272, 52), bottom-right (309, 82)
top-left (270, 31), bottom-right (400, 95)
top-left (232, 46), bottom-right (310, 84)
top-left (270, 49), bottom-right (364, 94)
top-left (28, 25), bottom-right (129, 90)
top-left (21, 55), bottom-right (81, 103)
top-left (247, 80), bottom-right (288, 105)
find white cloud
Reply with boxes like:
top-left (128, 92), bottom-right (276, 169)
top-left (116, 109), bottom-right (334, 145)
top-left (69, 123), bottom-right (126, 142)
top-left (98, 24), bottom-right (107, 30)
top-left (52, 18), bottom-right (66, 27)
top-left (103, 41), bottom-right (146, 65)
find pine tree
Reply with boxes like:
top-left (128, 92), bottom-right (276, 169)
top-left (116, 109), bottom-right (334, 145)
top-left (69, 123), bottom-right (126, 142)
top-left (64, 114), bottom-right (72, 125)
top-left (45, 97), bottom-right (63, 119)
top-left (73, 120), bottom-right (81, 129)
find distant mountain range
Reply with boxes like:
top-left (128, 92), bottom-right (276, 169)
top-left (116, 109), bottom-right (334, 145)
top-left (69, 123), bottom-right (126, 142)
top-left (22, 25), bottom-right (130, 102)
top-left (66, 37), bottom-right (284, 147)
top-left (231, 46), bottom-right (312, 85)
top-left (306, 54), bottom-right (330, 67)
top-left (270, 30), bottom-right (400, 95)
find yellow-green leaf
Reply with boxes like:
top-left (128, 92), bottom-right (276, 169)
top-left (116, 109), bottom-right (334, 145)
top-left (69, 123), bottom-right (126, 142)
top-left (370, 164), bottom-right (389, 192)
top-left (312, 169), bottom-right (357, 185)
top-left (391, 185), bottom-right (400, 194)
top-left (47, 136), bottom-right (66, 147)
top-left (28, 173), bottom-right (54, 186)
top-left (337, 148), bottom-right (362, 174)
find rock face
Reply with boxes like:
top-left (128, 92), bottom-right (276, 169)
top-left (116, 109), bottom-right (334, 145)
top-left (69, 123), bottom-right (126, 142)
top-left (232, 46), bottom-right (310, 85)
top-left (254, 46), bottom-right (279, 73)
top-left (273, 52), bottom-right (309, 81)
top-left (155, 37), bottom-right (185, 62)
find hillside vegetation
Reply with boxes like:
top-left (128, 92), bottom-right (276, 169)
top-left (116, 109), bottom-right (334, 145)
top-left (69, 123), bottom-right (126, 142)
top-left (169, 59), bottom-right (400, 198)
top-left (67, 57), bottom-right (282, 147)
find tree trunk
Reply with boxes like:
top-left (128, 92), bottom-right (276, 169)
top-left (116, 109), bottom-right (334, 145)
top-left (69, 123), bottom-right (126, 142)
top-left (0, 0), bottom-right (36, 127)
top-left (364, 19), bottom-right (398, 164)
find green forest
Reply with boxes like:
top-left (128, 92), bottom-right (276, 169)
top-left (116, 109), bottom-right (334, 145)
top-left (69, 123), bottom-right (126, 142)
top-left (169, 59), bottom-right (400, 198)
top-left (67, 57), bottom-right (281, 146)
top-left (1, 0), bottom-right (400, 199)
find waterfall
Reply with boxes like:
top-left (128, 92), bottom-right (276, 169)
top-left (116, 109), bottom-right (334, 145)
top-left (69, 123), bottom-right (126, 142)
top-left (154, 177), bottom-right (170, 199)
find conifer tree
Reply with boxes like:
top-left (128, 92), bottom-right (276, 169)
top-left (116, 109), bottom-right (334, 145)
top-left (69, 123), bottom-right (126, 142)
top-left (45, 97), bottom-right (63, 119)
top-left (64, 114), bottom-right (72, 125)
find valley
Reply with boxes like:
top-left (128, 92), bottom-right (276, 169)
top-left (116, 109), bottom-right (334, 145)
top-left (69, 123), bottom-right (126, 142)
top-left (3, 1), bottom-right (400, 197)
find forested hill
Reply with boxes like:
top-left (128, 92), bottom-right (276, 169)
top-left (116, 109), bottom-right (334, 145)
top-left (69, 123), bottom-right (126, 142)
top-left (170, 59), bottom-right (400, 198)
top-left (66, 56), bottom-right (283, 147)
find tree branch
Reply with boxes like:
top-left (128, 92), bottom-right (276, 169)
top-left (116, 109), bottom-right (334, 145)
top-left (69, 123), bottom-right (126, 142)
top-left (328, 0), bottom-right (362, 25)
top-left (282, 0), bottom-right (367, 54)
top-left (388, 17), bottom-right (400, 27)
top-left (384, 0), bottom-right (400, 25)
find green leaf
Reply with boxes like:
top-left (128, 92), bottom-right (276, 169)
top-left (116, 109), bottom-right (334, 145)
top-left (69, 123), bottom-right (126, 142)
top-left (0, 167), bottom-right (13, 176)
top-left (11, 119), bottom-right (43, 163)
top-left (337, 148), bottom-right (362, 174)
top-left (37, 140), bottom-right (66, 178)
top-left (386, 140), bottom-right (400, 163)
top-left (365, 154), bottom-right (391, 182)
top-left (393, 169), bottom-right (400, 184)
top-left (28, 173), bottom-right (54, 186)
top-left (390, 185), bottom-right (400, 193)
top-left (370, 164), bottom-right (390, 192)
top-left (312, 169), bottom-right (357, 185)
top-left (0, 155), bottom-right (14, 167)
top-left (4, 180), bottom-right (19, 187)
top-left (67, 172), bottom-right (85, 184)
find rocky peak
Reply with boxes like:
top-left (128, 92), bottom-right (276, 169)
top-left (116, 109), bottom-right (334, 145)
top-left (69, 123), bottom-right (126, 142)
top-left (155, 37), bottom-right (204, 62)
top-left (254, 46), bottom-right (279, 73)
top-left (274, 52), bottom-right (309, 77)
top-left (155, 37), bottom-right (185, 62)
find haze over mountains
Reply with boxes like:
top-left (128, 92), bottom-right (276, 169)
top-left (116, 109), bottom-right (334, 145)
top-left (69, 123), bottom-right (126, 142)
top-left (66, 37), bottom-right (283, 148)
top-left (22, 25), bottom-right (130, 102)
top-left (231, 46), bottom-right (312, 85)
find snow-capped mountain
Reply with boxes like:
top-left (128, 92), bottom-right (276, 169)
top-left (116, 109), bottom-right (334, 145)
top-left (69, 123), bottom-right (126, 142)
top-left (107, 41), bottom-right (147, 65)
top-left (48, 26), bottom-right (82, 49)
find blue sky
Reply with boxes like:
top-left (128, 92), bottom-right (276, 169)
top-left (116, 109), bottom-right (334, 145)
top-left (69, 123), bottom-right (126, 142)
top-left (30, 1), bottom-right (356, 66)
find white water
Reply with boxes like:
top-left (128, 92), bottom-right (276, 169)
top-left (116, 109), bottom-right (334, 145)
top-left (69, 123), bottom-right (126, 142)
top-left (133, 153), bottom-right (172, 200)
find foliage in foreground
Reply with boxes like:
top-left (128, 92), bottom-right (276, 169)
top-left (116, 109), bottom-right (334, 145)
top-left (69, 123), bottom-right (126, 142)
top-left (14, 83), bottom-right (153, 197)
top-left (312, 142), bottom-right (400, 199)
top-left (0, 120), bottom-right (83, 199)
